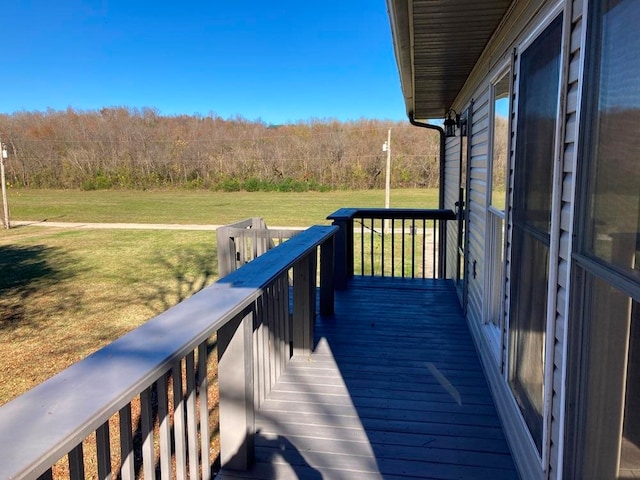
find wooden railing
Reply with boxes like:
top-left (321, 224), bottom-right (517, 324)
top-left (216, 217), bottom-right (303, 277)
top-left (0, 225), bottom-right (336, 479)
top-left (328, 208), bottom-right (456, 289)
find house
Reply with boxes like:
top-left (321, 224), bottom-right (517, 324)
top-left (386, 0), bottom-right (640, 478)
top-left (2, 1), bottom-right (638, 478)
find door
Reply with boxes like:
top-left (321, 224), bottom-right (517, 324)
top-left (508, 14), bottom-right (563, 455)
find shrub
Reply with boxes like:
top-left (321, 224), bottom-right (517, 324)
top-left (217, 178), bottom-right (241, 192)
top-left (243, 177), bottom-right (262, 192)
top-left (82, 173), bottom-right (114, 191)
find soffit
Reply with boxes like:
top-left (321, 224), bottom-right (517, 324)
top-left (387, 0), bottom-right (513, 120)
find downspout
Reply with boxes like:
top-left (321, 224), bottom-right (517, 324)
top-left (408, 112), bottom-right (445, 210)
top-left (408, 112), bottom-right (447, 278)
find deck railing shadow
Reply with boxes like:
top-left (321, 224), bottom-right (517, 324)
top-left (308, 278), bottom-right (519, 478)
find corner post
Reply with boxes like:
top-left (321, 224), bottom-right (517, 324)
top-left (439, 218), bottom-right (447, 279)
top-left (293, 252), bottom-right (316, 356)
top-left (217, 227), bottom-right (237, 278)
top-left (328, 208), bottom-right (356, 290)
top-left (320, 235), bottom-right (335, 316)
top-left (218, 309), bottom-right (255, 470)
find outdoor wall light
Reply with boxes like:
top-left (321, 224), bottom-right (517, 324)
top-left (444, 109), bottom-right (460, 138)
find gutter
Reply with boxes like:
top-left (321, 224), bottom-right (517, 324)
top-left (408, 112), bottom-right (445, 210)
top-left (408, 112), bottom-right (449, 278)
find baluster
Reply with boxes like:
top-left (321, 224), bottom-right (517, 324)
top-left (186, 351), bottom-right (200, 480)
top-left (433, 219), bottom-right (438, 279)
top-left (392, 218), bottom-right (395, 277)
top-left (402, 219), bottom-right (406, 278)
top-left (198, 342), bottom-right (211, 480)
top-left (37, 469), bottom-right (53, 480)
top-left (96, 421), bottom-right (112, 480)
top-left (157, 374), bottom-right (171, 478)
top-left (360, 217), bottom-right (365, 276)
top-left (422, 219), bottom-right (427, 278)
top-left (140, 386), bottom-right (155, 480)
top-left (68, 443), bottom-right (85, 480)
top-left (173, 360), bottom-right (188, 480)
top-left (412, 218), bottom-right (416, 278)
top-left (370, 217), bottom-right (374, 276)
top-left (118, 404), bottom-right (135, 480)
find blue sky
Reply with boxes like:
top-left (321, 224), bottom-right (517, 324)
top-left (2, 1), bottom-right (407, 124)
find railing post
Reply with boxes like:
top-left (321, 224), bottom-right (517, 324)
top-left (347, 217), bottom-right (354, 281)
top-left (320, 235), bottom-right (335, 316)
top-left (218, 309), bottom-right (255, 471)
top-left (217, 227), bottom-right (237, 278)
top-left (329, 210), bottom-right (355, 290)
top-left (293, 252), bottom-right (316, 356)
top-left (333, 217), bottom-right (348, 290)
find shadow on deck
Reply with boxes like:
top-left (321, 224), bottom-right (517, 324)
top-left (219, 277), bottom-right (518, 479)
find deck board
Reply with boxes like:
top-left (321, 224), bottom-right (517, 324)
top-left (218, 277), bottom-right (518, 479)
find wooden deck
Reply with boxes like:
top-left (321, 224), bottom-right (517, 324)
top-left (218, 276), bottom-right (519, 479)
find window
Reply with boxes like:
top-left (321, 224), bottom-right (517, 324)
top-left (569, 270), bottom-right (640, 479)
top-left (567, 0), bottom-right (640, 477)
top-left (508, 14), bottom-right (563, 454)
top-left (485, 71), bottom-right (511, 356)
top-left (490, 73), bottom-right (510, 210)
top-left (582, 1), bottom-right (640, 281)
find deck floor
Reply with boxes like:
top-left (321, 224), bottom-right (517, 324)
top-left (218, 277), bottom-right (519, 479)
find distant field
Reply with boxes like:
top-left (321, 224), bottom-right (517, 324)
top-left (5, 188), bottom-right (438, 227)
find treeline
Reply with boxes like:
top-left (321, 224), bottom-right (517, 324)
top-left (0, 107), bottom-right (440, 191)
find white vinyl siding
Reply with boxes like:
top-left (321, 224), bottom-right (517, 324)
top-left (549, 0), bottom-right (583, 477)
top-left (466, 86), bottom-right (490, 326)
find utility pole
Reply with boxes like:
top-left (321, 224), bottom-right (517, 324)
top-left (382, 128), bottom-right (391, 230)
top-left (383, 128), bottom-right (391, 209)
top-left (1, 140), bottom-right (9, 229)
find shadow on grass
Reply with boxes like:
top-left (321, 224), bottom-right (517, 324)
top-left (137, 246), bottom-right (219, 316)
top-left (0, 244), bottom-right (82, 331)
top-left (125, 246), bottom-right (221, 477)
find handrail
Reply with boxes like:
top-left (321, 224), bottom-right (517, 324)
top-left (0, 225), bottom-right (336, 479)
top-left (328, 207), bottom-right (456, 220)
top-left (328, 208), bottom-right (456, 288)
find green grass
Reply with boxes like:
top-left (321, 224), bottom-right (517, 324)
top-left (5, 188), bottom-right (438, 227)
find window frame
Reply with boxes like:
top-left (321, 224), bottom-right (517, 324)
top-left (483, 64), bottom-right (512, 363)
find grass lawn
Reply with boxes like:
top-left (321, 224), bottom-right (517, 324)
top-left (0, 227), bottom-right (217, 405)
top-left (5, 188), bottom-right (438, 226)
